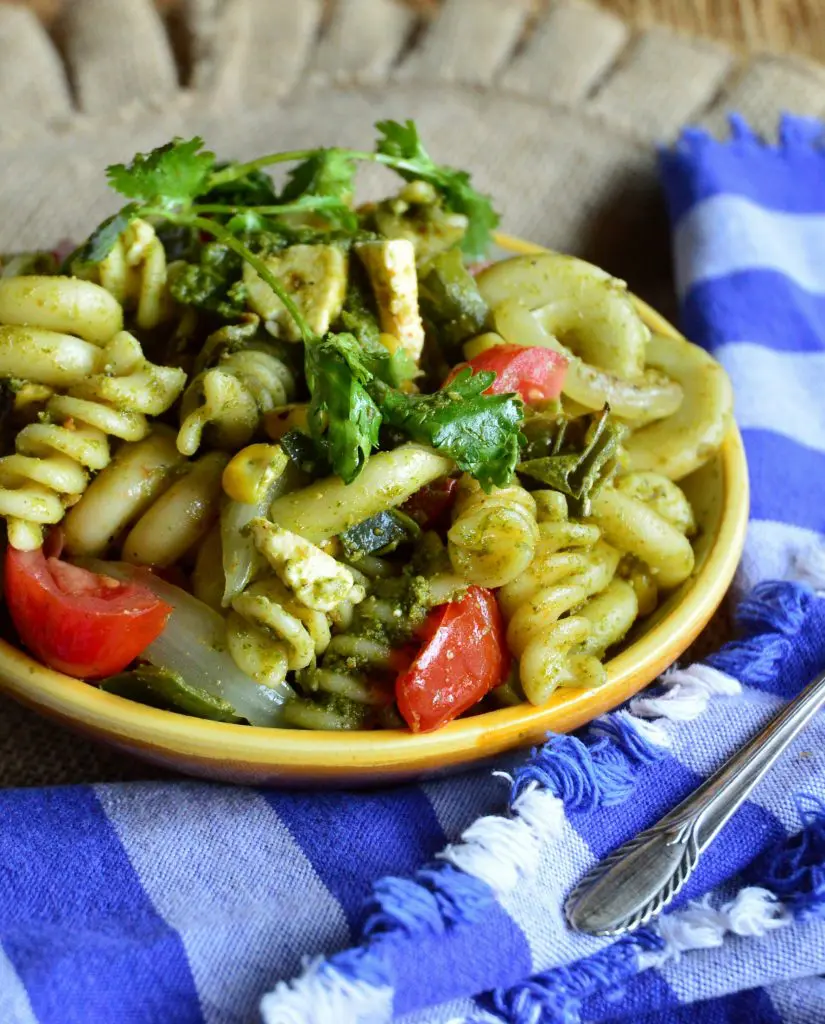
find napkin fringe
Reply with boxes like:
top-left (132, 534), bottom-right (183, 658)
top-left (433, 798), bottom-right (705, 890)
top-left (476, 932), bottom-right (663, 1024)
top-left (708, 581), bottom-right (816, 687)
top-left (673, 114), bottom-right (825, 159)
top-left (749, 794), bottom-right (825, 920)
top-left (259, 954), bottom-right (393, 1024)
top-left (478, 888), bottom-right (790, 1024)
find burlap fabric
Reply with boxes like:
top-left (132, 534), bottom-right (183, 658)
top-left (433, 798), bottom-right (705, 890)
top-left (0, 0), bottom-right (822, 787)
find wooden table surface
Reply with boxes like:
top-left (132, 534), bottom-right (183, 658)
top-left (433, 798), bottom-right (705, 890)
top-left (4, 0), bottom-right (824, 65)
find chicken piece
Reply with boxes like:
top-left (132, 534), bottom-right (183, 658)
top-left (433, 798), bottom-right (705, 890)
top-left (355, 239), bottom-right (425, 362)
top-left (244, 244), bottom-right (348, 341)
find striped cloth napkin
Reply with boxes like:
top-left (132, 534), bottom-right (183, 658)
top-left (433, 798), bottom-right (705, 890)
top-left (2, 115), bottom-right (825, 1024)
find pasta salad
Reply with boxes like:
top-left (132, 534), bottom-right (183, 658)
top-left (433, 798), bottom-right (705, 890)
top-left (0, 123), bottom-right (733, 732)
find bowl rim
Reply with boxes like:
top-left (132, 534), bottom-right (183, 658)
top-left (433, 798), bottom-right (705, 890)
top-left (0, 234), bottom-right (749, 777)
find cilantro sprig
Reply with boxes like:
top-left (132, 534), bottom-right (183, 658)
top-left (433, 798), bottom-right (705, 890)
top-left (75, 123), bottom-right (499, 340)
top-left (73, 124), bottom-right (508, 484)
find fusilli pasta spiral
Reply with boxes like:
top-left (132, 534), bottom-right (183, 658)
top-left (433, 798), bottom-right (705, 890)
top-left (177, 341), bottom-right (296, 456)
top-left (588, 471), bottom-right (695, 590)
top-left (498, 490), bottom-right (623, 705)
top-left (96, 219), bottom-right (173, 330)
top-left (447, 475), bottom-right (539, 588)
top-left (225, 516), bottom-right (365, 692)
top-left (0, 330), bottom-right (185, 550)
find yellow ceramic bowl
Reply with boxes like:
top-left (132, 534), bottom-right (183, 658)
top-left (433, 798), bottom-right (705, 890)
top-left (0, 236), bottom-right (749, 786)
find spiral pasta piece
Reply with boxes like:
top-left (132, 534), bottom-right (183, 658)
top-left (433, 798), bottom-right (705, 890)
top-left (0, 331), bottom-right (186, 550)
top-left (96, 218), bottom-right (173, 330)
top-left (228, 577), bottom-right (333, 688)
top-left (498, 491), bottom-right (620, 705)
top-left (0, 275), bottom-right (123, 343)
top-left (223, 513), bottom-right (368, 693)
top-left (447, 475), bottom-right (539, 588)
top-left (588, 471), bottom-right (695, 590)
top-left (177, 344), bottom-right (296, 456)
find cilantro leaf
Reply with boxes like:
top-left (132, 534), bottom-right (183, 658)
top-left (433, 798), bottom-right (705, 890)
top-left (280, 148), bottom-right (358, 230)
top-left (65, 203), bottom-right (140, 267)
top-left (374, 120), bottom-right (499, 259)
top-left (106, 137), bottom-right (215, 209)
top-left (517, 406), bottom-right (623, 516)
top-left (375, 368), bottom-right (523, 489)
top-left (305, 333), bottom-right (382, 484)
top-left (199, 164), bottom-right (279, 207)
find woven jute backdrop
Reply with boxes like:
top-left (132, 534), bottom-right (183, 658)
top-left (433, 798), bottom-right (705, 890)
top-left (0, 0), bottom-right (821, 788)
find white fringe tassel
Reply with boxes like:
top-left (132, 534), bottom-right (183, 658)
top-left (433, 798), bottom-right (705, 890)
top-left (592, 709), bottom-right (673, 749)
top-left (637, 887), bottom-right (791, 970)
top-left (630, 664), bottom-right (741, 721)
top-left (436, 783), bottom-right (565, 896)
top-left (794, 543), bottom-right (825, 592)
top-left (260, 958), bottom-right (394, 1024)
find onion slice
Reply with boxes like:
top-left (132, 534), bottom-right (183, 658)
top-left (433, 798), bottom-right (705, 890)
top-left (82, 559), bottom-right (289, 726)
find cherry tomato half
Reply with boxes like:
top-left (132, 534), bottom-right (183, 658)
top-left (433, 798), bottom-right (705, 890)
top-left (396, 586), bottom-right (509, 732)
top-left (445, 344), bottom-right (568, 404)
top-left (5, 547), bottom-right (171, 679)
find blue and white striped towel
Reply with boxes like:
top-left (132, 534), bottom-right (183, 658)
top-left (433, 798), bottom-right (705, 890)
top-left (2, 115), bottom-right (825, 1024)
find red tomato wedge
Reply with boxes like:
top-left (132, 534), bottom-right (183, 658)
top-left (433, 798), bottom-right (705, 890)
top-left (444, 344), bottom-right (567, 403)
top-left (401, 476), bottom-right (459, 530)
top-left (5, 547), bottom-right (172, 680)
top-left (396, 586), bottom-right (509, 732)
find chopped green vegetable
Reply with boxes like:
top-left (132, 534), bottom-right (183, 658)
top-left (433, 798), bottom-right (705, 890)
top-left (517, 406), bottom-right (624, 516)
top-left (167, 240), bottom-right (248, 319)
top-left (339, 509), bottom-right (421, 559)
top-left (278, 429), bottom-right (329, 477)
top-left (338, 280), bottom-right (416, 387)
top-left (375, 367), bottom-right (524, 490)
top-left (100, 664), bottom-right (241, 722)
top-left (374, 120), bottom-right (499, 259)
top-left (418, 247), bottom-right (490, 358)
top-left (305, 332), bottom-right (382, 484)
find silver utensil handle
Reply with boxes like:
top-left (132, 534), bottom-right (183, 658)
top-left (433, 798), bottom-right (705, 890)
top-left (565, 667), bottom-right (825, 936)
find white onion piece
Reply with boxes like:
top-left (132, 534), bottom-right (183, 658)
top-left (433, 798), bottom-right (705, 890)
top-left (82, 559), bottom-right (289, 726)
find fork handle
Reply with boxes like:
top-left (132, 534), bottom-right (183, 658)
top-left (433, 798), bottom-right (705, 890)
top-left (565, 667), bottom-right (825, 936)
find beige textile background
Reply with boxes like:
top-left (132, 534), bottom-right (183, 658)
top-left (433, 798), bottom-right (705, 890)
top-left (10, 0), bottom-right (825, 64)
top-left (0, 0), bottom-right (821, 788)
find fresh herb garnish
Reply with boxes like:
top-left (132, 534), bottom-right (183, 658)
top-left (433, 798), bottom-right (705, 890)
top-left (305, 332), bottom-right (382, 485)
top-left (73, 124), bottom-right (506, 483)
top-left (375, 368), bottom-right (523, 490)
top-left (373, 120), bottom-right (499, 260)
top-left (517, 406), bottom-right (623, 515)
top-left (107, 137), bottom-right (216, 209)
